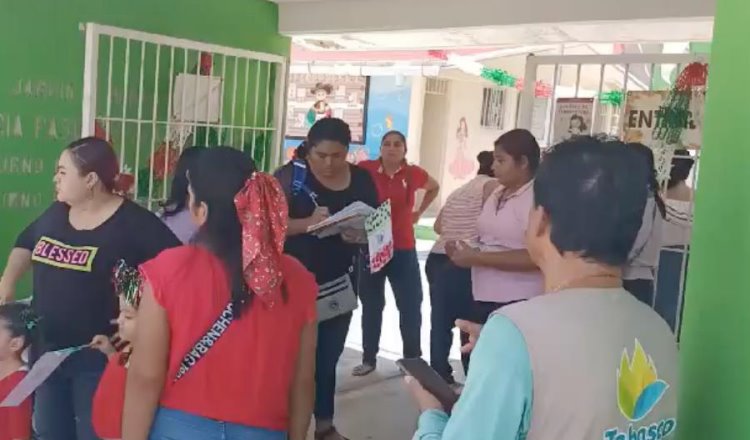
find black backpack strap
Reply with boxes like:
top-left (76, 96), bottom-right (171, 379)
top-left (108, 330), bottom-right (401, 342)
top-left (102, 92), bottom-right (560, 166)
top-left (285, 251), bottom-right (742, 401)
top-left (174, 301), bottom-right (234, 382)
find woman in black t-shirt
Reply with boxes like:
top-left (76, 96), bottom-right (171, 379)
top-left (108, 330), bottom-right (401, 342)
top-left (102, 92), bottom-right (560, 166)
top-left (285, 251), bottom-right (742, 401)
top-left (275, 118), bottom-right (378, 440)
top-left (0, 137), bottom-right (180, 440)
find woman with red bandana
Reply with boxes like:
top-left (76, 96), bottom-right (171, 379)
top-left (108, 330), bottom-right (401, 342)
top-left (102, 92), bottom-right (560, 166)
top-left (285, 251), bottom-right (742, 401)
top-left (122, 147), bottom-right (318, 440)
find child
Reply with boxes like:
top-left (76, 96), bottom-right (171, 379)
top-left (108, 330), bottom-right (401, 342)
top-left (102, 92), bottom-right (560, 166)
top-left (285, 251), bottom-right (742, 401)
top-left (0, 302), bottom-right (38, 440)
top-left (90, 261), bottom-right (142, 440)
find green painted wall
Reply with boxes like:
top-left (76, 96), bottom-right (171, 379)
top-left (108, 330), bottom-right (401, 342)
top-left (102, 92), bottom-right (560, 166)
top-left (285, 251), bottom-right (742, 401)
top-left (0, 0), bottom-right (290, 295)
top-left (678, 0), bottom-right (749, 438)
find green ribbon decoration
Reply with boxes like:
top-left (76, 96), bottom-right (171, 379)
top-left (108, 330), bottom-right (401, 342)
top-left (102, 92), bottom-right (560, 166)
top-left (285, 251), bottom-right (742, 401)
top-left (653, 92), bottom-right (692, 145)
top-left (599, 90), bottom-right (624, 107)
top-left (480, 67), bottom-right (517, 88)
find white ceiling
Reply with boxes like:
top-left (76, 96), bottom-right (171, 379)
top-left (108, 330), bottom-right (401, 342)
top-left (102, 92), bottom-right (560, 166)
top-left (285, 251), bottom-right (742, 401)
top-left (293, 20), bottom-right (713, 51)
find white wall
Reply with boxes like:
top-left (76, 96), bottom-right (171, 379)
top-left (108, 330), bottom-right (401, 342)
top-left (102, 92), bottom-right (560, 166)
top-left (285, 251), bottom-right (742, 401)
top-left (406, 76), bottom-right (426, 164)
top-left (418, 91), bottom-right (450, 215)
top-left (432, 78), bottom-right (519, 207)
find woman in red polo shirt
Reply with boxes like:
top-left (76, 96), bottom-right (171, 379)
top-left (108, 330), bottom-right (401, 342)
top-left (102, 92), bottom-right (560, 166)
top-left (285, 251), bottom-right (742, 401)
top-left (122, 147), bottom-right (318, 440)
top-left (355, 131), bottom-right (440, 376)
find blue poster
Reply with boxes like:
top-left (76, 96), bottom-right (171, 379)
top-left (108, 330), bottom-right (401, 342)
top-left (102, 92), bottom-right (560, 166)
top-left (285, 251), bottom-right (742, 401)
top-left (283, 76), bottom-right (412, 163)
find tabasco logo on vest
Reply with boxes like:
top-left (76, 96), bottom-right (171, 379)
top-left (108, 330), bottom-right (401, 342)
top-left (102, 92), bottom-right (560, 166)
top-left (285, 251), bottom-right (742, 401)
top-left (31, 236), bottom-right (98, 272)
top-left (604, 339), bottom-right (676, 440)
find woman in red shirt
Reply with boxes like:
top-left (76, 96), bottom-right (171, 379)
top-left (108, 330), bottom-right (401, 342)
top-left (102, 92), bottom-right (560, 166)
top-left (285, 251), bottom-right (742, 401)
top-left (356, 131), bottom-right (440, 375)
top-left (122, 147), bottom-right (318, 440)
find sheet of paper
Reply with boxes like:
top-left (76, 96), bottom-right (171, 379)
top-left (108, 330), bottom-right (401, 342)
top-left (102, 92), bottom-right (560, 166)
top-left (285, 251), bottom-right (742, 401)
top-left (0, 346), bottom-right (84, 407)
top-left (307, 201), bottom-right (375, 238)
top-left (365, 201), bottom-right (394, 273)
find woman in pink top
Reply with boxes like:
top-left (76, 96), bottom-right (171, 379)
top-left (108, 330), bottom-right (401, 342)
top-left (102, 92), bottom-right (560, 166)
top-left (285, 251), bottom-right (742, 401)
top-left (448, 129), bottom-right (543, 335)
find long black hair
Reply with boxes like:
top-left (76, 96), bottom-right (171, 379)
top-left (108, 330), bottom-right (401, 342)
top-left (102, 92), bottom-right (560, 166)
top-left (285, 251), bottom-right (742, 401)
top-left (628, 143), bottom-right (667, 219)
top-left (189, 147), bottom-right (256, 317)
top-left (162, 147), bottom-right (204, 217)
top-left (0, 302), bottom-right (39, 350)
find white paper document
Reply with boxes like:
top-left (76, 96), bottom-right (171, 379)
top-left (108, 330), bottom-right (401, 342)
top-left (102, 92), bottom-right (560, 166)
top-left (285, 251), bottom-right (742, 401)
top-left (0, 346), bottom-right (84, 407)
top-left (307, 201), bottom-right (375, 238)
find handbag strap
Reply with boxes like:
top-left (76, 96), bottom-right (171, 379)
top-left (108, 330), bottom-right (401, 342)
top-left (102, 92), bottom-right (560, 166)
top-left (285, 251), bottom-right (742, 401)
top-left (174, 301), bottom-right (235, 382)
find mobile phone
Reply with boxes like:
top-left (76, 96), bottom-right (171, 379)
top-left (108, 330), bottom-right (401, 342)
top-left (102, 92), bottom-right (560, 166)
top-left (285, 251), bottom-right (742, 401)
top-left (397, 358), bottom-right (459, 412)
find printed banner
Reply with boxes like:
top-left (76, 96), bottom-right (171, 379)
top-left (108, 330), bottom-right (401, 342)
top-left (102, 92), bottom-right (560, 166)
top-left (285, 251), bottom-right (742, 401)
top-left (622, 91), bottom-right (705, 150)
top-left (285, 74), bottom-right (369, 144)
top-left (553, 98), bottom-right (595, 144)
top-left (365, 201), bottom-right (394, 273)
top-left (0, 346), bottom-right (86, 407)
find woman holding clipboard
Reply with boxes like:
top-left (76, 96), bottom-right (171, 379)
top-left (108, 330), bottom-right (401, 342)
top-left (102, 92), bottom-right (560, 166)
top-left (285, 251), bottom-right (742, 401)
top-left (274, 118), bottom-right (378, 440)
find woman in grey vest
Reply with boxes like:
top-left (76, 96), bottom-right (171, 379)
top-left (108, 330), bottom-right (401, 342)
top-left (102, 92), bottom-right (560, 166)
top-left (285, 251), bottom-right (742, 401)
top-left (405, 137), bottom-right (679, 440)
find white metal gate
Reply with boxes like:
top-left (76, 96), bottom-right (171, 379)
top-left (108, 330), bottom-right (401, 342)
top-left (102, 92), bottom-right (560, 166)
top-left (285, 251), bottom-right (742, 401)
top-left (81, 23), bottom-right (288, 209)
top-left (517, 53), bottom-right (709, 336)
top-left (517, 53), bottom-right (708, 145)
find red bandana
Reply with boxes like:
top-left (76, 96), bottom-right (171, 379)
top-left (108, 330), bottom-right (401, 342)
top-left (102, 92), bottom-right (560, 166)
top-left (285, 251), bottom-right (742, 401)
top-left (234, 172), bottom-right (289, 304)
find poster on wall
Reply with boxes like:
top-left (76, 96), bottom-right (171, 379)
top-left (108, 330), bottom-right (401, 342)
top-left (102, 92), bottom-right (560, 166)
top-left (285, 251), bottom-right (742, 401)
top-left (552, 98), bottom-right (594, 144)
top-left (285, 74), bottom-right (370, 144)
top-left (622, 91), bottom-right (704, 150)
top-left (448, 117), bottom-right (474, 180)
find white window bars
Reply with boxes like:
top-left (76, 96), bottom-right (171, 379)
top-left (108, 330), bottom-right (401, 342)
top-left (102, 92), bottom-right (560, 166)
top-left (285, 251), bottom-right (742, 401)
top-left (81, 23), bottom-right (288, 210)
top-left (480, 87), bottom-right (507, 131)
top-left (517, 53), bottom-right (708, 147)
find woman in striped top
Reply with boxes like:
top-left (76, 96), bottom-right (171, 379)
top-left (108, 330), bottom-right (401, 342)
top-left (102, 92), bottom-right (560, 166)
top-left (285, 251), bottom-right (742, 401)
top-left (425, 151), bottom-right (498, 384)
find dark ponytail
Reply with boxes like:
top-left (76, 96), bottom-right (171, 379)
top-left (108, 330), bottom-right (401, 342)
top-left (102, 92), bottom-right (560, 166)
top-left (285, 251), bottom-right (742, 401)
top-left (294, 141), bottom-right (308, 160)
top-left (162, 147), bottom-right (204, 217)
top-left (66, 137), bottom-right (120, 192)
top-left (188, 147), bottom-right (256, 317)
top-left (476, 151), bottom-right (494, 177)
top-left (628, 143), bottom-right (667, 219)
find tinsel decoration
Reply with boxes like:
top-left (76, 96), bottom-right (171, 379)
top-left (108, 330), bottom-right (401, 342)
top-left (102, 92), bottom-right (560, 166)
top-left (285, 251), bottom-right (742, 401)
top-left (113, 260), bottom-right (143, 308)
top-left (480, 67), bottom-right (517, 88)
top-left (428, 50), bottom-right (518, 88)
top-left (514, 79), bottom-right (553, 98)
top-left (599, 90), bottom-right (624, 107)
top-left (653, 62), bottom-right (708, 144)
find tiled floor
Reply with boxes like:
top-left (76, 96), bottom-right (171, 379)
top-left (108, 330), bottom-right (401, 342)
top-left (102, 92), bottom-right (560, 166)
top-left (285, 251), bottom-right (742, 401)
top-left (308, 236), bottom-right (466, 440)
